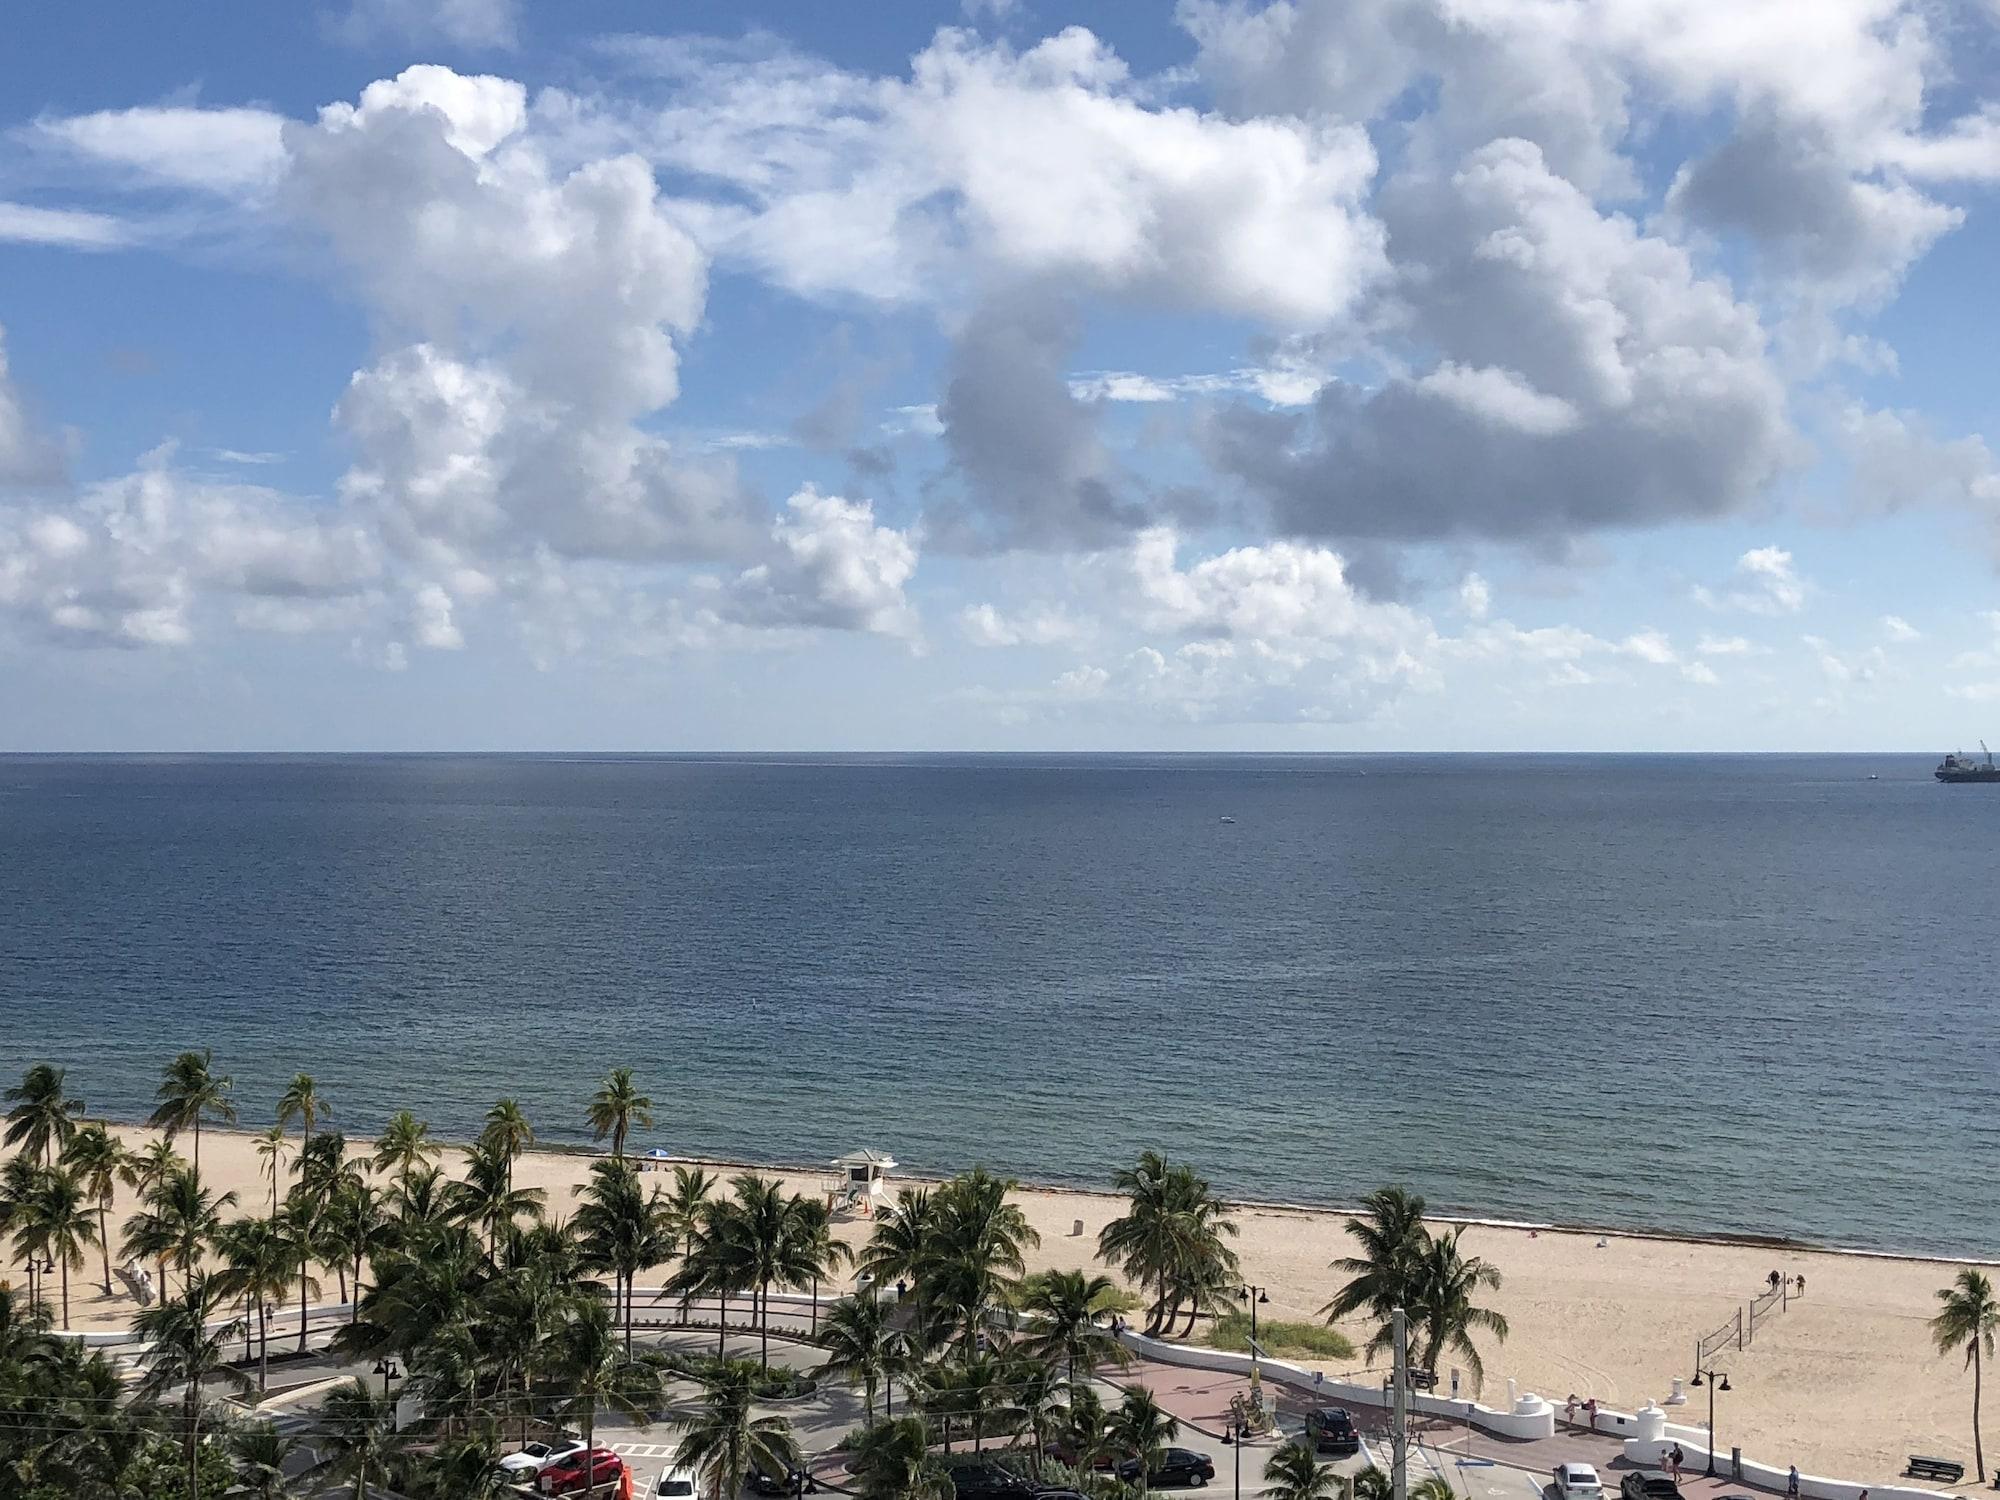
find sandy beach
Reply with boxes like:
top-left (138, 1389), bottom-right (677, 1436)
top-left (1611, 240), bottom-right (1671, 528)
top-left (8, 1124), bottom-right (1986, 1485)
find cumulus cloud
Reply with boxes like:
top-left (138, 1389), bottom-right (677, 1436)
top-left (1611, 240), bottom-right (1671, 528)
top-left (618, 26), bottom-right (1385, 323)
top-left (0, 449), bottom-right (380, 649)
top-left (958, 602), bottom-right (1087, 647)
top-left (1201, 140), bottom-right (1794, 544)
top-left (1882, 613), bottom-right (1920, 642)
top-left (721, 489), bottom-right (919, 639)
top-left (1695, 546), bottom-right (1808, 615)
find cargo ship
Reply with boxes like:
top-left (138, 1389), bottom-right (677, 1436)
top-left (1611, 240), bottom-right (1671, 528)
top-left (1935, 742), bottom-right (2000, 782)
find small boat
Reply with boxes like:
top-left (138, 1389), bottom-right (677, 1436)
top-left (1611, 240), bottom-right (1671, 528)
top-left (1218, 816), bottom-right (1236, 824)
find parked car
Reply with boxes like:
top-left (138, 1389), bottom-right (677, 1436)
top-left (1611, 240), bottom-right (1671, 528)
top-left (1116, 1448), bottom-right (1216, 1488)
top-left (945, 1463), bottom-right (1034, 1500)
top-left (655, 1468), bottom-right (700, 1499)
top-left (1307, 1407), bottom-right (1361, 1456)
top-left (1043, 1440), bottom-right (1120, 1472)
top-left (1619, 1471), bottom-right (1682, 1500)
top-left (538, 1448), bottom-right (624, 1495)
top-left (1553, 1463), bottom-right (1604, 1500)
top-left (748, 1461), bottom-right (818, 1496)
top-left (1032, 1491), bottom-right (1091, 1500)
top-left (499, 1438), bottom-right (584, 1475)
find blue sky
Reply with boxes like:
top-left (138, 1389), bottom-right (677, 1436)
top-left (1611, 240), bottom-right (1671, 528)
top-left (3, 0), bottom-right (2000, 750)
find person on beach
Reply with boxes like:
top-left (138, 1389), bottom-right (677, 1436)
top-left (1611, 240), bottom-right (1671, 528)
top-left (1796, 1273), bottom-right (1806, 1297)
top-left (1788, 1465), bottom-right (1801, 1499)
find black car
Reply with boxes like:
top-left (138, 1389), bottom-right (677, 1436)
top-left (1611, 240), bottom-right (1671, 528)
top-left (945, 1464), bottom-right (1034, 1500)
top-left (747, 1463), bottom-right (816, 1496)
top-left (1306, 1406), bottom-right (1361, 1456)
top-left (1116, 1449), bottom-right (1216, 1488)
top-left (1620, 1472), bottom-right (1682, 1500)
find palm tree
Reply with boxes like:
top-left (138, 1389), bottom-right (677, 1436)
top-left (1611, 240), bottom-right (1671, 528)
top-left (131, 1136), bottom-right (185, 1196)
top-left (21, 1165), bottom-right (97, 1328)
top-left (60, 1121), bottom-right (133, 1296)
top-left (147, 1049), bottom-right (237, 1169)
top-left (587, 1067), bottom-right (655, 1160)
top-left (1059, 1384), bottom-right (1115, 1474)
top-left (1931, 1267), bottom-right (1999, 1481)
top-left (674, 1198), bottom-right (757, 1360)
top-left (1320, 1186), bottom-right (1430, 1359)
top-left (551, 1297), bottom-right (667, 1494)
top-left (819, 1289), bottom-right (908, 1422)
top-left (277, 1072), bottom-right (332, 1153)
top-left (255, 1124), bottom-right (290, 1214)
top-left (1098, 1152), bottom-right (1239, 1337)
top-left (307, 1375), bottom-right (401, 1500)
top-left (927, 1352), bottom-right (1009, 1452)
top-left (323, 1172), bottom-right (390, 1317)
top-left (1406, 1228), bottom-right (1508, 1393)
top-left (672, 1359), bottom-right (801, 1500)
top-left (1263, 1441), bottom-right (1343, 1500)
top-left (659, 1164), bottom-right (716, 1320)
top-left (134, 1272), bottom-right (253, 1497)
top-left (858, 1186), bottom-right (935, 1290)
top-left (1111, 1386), bottom-right (1180, 1495)
top-left (849, 1414), bottom-right (952, 1500)
top-left (1354, 1467), bottom-right (1394, 1500)
top-left (480, 1096), bottom-right (535, 1193)
top-left (230, 1421), bottom-right (308, 1499)
top-left (1004, 1350), bottom-right (1066, 1473)
top-left (724, 1173), bottom-right (840, 1372)
top-left (1021, 1268), bottom-right (1129, 1387)
top-left (215, 1213), bottom-right (296, 1390)
top-left (451, 1138), bottom-right (546, 1261)
top-left (1410, 1478), bottom-right (1458, 1500)
top-left (3, 1063), bottom-right (82, 1165)
top-left (372, 1110), bottom-right (441, 1179)
top-left (921, 1168), bottom-right (1041, 1351)
top-left (572, 1157), bottom-right (665, 1357)
top-left (791, 1193), bottom-right (852, 1337)
top-left (121, 1164), bottom-right (235, 1299)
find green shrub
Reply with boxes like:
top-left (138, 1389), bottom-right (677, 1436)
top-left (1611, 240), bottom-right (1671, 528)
top-left (1205, 1311), bottom-right (1355, 1360)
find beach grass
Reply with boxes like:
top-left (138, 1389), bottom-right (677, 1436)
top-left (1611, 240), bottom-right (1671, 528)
top-left (1206, 1310), bottom-right (1356, 1360)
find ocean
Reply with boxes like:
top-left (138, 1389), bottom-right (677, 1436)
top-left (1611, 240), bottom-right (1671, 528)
top-left (2, 753), bottom-right (1994, 1259)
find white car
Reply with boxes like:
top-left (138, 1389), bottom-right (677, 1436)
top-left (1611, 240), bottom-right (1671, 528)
top-left (1555, 1463), bottom-right (1604, 1500)
top-left (655, 1468), bottom-right (699, 1499)
top-left (499, 1438), bottom-right (585, 1475)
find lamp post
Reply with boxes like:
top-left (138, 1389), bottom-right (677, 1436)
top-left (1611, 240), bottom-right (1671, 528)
top-left (373, 1357), bottom-right (402, 1434)
top-left (1690, 1367), bottom-right (1732, 1478)
top-left (1236, 1285), bottom-right (1270, 1357)
top-left (1220, 1418), bottom-right (1247, 1500)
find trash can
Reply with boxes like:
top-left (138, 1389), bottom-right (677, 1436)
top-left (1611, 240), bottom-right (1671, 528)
top-left (1732, 1448), bottom-right (1744, 1481)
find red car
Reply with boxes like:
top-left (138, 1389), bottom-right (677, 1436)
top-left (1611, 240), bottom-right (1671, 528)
top-left (538, 1448), bottom-right (625, 1495)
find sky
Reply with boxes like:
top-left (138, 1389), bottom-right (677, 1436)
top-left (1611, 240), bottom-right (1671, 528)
top-left (4, 1), bottom-right (2000, 751)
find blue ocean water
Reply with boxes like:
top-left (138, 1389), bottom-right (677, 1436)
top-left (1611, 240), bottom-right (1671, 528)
top-left (1, 753), bottom-right (1994, 1258)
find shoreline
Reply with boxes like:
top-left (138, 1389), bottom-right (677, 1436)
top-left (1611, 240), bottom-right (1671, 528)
top-left (75, 1115), bottom-right (1997, 1270)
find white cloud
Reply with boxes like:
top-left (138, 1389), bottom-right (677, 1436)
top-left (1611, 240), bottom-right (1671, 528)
top-left (1457, 572), bottom-right (1491, 620)
top-left (1695, 546), bottom-right (1807, 615)
top-left (1697, 633), bottom-right (1755, 656)
top-left (619, 27), bottom-right (1385, 324)
top-left (958, 602), bottom-right (1087, 647)
top-left (1882, 613), bottom-right (1920, 642)
top-left (0, 202), bottom-right (130, 249)
top-left (723, 489), bottom-right (919, 640)
top-left (30, 105), bottom-right (287, 195)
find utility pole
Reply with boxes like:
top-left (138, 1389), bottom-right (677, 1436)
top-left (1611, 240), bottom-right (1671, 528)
top-left (1392, 1307), bottom-right (1409, 1500)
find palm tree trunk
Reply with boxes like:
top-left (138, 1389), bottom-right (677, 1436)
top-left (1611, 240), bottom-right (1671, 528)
top-left (259, 1301), bottom-right (269, 1391)
top-left (761, 1278), bottom-right (771, 1374)
top-left (98, 1202), bottom-right (112, 1295)
top-left (1975, 1344), bottom-right (1986, 1482)
top-left (60, 1259), bottom-right (69, 1329)
top-left (193, 1115), bottom-right (201, 1172)
top-left (353, 1248), bottom-right (363, 1321)
top-left (719, 1289), bottom-right (728, 1359)
top-left (298, 1261), bottom-right (309, 1353)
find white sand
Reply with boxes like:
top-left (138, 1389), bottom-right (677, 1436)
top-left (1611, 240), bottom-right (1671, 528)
top-left (7, 1125), bottom-right (1986, 1484)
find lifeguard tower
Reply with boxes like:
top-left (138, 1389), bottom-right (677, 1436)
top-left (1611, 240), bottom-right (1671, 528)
top-left (824, 1148), bottom-right (896, 1218)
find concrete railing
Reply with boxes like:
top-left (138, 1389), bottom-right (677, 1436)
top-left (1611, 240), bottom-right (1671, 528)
top-left (1618, 1404), bottom-right (1961, 1500)
top-left (1111, 1328), bottom-right (1556, 1441)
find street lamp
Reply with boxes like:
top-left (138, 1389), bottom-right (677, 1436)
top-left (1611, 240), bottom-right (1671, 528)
top-left (1236, 1285), bottom-right (1270, 1354)
top-left (1220, 1418), bottom-right (1248, 1500)
top-left (1689, 1368), bottom-right (1732, 1478)
top-left (373, 1357), bottom-right (402, 1433)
